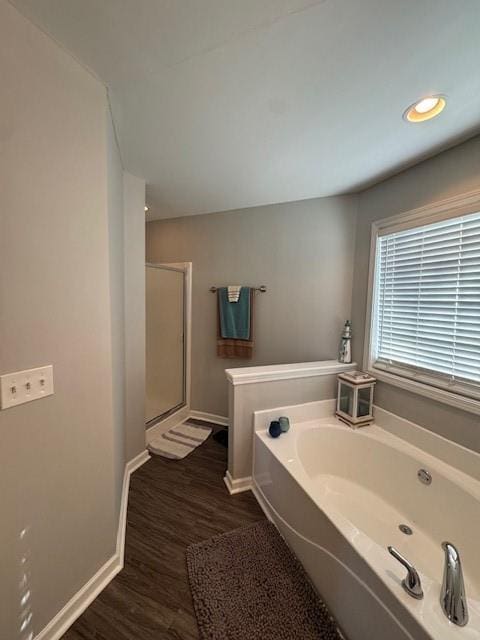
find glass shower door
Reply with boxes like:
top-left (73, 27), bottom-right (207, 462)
top-left (145, 265), bottom-right (185, 424)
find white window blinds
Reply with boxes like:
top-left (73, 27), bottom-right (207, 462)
top-left (373, 211), bottom-right (480, 395)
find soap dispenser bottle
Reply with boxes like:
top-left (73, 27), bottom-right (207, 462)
top-left (339, 320), bottom-right (352, 364)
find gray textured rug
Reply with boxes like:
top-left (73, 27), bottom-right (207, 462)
top-left (186, 520), bottom-right (343, 640)
top-left (148, 420), bottom-right (212, 459)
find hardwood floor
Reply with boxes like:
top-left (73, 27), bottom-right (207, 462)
top-left (62, 425), bottom-right (265, 639)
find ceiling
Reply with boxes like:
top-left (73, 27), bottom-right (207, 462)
top-left (10, 0), bottom-right (480, 219)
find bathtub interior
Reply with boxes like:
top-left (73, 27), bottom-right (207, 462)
top-left (294, 423), bottom-right (480, 599)
top-left (253, 415), bottom-right (480, 637)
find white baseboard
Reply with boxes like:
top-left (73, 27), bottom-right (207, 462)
top-left (189, 410), bottom-right (228, 426)
top-left (223, 470), bottom-right (252, 494)
top-left (117, 449), bottom-right (151, 560)
top-left (35, 449), bottom-right (150, 640)
top-left (34, 554), bottom-right (122, 640)
top-left (126, 448), bottom-right (151, 474)
top-left (146, 406), bottom-right (190, 437)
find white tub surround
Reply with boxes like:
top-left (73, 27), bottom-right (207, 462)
top-left (253, 402), bottom-right (480, 640)
top-left (224, 360), bottom-right (356, 494)
top-left (225, 360), bottom-right (356, 386)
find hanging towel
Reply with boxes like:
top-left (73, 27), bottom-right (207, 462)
top-left (227, 285), bottom-right (242, 303)
top-left (217, 287), bottom-right (254, 359)
top-left (219, 287), bottom-right (250, 339)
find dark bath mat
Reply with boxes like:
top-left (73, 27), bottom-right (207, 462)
top-left (186, 520), bottom-right (342, 640)
top-left (212, 428), bottom-right (228, 447)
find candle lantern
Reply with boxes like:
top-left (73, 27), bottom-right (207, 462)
top-left (336, 370), bottom-right (376, 428)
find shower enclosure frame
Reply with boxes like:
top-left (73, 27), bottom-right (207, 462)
top-left (145, 262), bottom-right (192, 430)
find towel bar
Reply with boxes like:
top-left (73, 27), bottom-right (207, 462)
top-left (209, 285), bottom-right (267, 293)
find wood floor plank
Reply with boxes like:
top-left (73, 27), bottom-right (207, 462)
top-left (62, 426), bottom-right (265, 639)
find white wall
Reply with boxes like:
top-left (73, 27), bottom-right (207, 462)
top-left (0, 3), bottom-right (145, 638)
top-left (146, 195), bottom-right (358, 416)
top-left (352, 135), bottom-right (480, 453)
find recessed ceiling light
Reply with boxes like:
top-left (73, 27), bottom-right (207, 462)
top-left (404, 96), bottom-right (446, 122)
top-left (144, 205), bottom-right (149, 212)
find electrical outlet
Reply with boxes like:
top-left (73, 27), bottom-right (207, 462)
top-left (0, 365), bottom-right (54, 410)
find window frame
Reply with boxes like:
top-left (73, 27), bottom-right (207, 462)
top-left (364, 188), bottom-right (480, 416)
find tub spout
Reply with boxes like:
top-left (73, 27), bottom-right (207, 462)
top-left (440, 542), bottom-right (468, 626)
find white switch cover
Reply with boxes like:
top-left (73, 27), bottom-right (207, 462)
top-left (0, 365), bottom-right (54, 409)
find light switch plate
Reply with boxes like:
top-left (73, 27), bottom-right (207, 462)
top-left (0, 365), bottom-right (54, 409)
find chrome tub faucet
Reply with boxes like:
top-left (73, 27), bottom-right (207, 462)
top-left (388, 546), bottom-right (424, 599)
top-left (440, 542), bottom-right (468, 626)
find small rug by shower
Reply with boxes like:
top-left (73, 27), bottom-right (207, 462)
top-left (186, 520), bottom-right (343, 640)
top-left (148, 420), bottom-right (212, 459)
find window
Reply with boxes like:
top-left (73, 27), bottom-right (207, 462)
top-left (367, 200), bottom-right (480, 409)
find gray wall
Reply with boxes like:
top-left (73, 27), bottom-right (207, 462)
top-left (352, 135), bottom-right (480, 453)
top-left (124, 172), bottom-right (147, 460)
top-left (0, 3), bottom-right (145, 638)
top-left (146, 196), bottom-right (358, 416)
top-left (106, 124), bottom-right (146, 509)
top-left (106, 112), bottom-right (127, 518)
top-left (147, 135), bottom-right (480, 451)
top-left (0, 2), bottom-right (114, 637)
top-left (229, 374), bottom-right (339, 481)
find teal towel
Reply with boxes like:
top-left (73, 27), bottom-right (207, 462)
top-left (219, 287), bottom-right (251, 339)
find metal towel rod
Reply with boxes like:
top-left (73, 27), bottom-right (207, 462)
top-left (209, 285), bottom-right (267, 293)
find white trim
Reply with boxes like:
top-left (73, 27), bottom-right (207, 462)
top-left (147, 405), bottom-right (189, 435)
top-left (223, 470), bottom-right (252, 494)
top-left (125, 448), bottom-right (151, 474)
top-left (117, 450), bottom-right (151, 560)
top-left (368, 368), bottom-right (480, 416)
top-left (34, 555), bottom-right (121, 640)
top-left (363, 188), bottom-right (480, 416)
top-left (183, 262), bottom-right (192, 411)
top-left (189, 410), bottom-right (229, 426)
top-left (372, 187), bottom-right (480, 235)
top-left (225, 360), bottom-right (356, 386)
top-left (34, 450), bottom-right (150, 640)
top-left (363, 220), bottom-right (380, 375)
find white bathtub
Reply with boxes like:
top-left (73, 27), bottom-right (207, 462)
top-left (253, 411), bottom-right (480, 640)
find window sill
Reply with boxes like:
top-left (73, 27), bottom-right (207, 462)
top-left (367, 367), bottom-right (480, 416)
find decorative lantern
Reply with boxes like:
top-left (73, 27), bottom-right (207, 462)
top-left (336, 371), bottom-right (376, 428)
